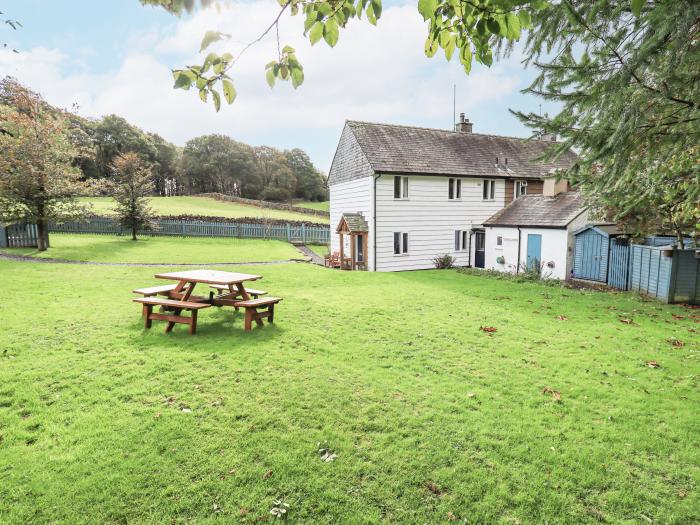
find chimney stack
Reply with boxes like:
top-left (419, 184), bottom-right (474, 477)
top-left (455, 113), bottom-right (473, 133)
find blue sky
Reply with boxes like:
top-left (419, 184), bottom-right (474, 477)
top-left (1, 0), bottom-right (559, 171)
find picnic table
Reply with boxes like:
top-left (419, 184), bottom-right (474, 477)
top-left (133, 269), bottom-right (282, 334)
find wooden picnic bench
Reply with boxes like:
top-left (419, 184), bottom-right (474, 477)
top-left (134, 297), bottom-right (211, 335)
top-left (233, 297), bottom-right (283, 331)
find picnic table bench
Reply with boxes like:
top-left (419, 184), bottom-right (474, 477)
top-left (132, 269), bottom-right (282, 334)
top-left (134, 297), bottom-right (211, 335)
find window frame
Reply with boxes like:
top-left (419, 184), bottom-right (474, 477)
top-left (448, 178), bottom-right (462, 200)
top-left (393, 231), bottom-right (409, 255)
top-left (514, 180), bottom-right (527, 199)
top-left (454, 229), bottom-right (469, 251)
top-left (482, 179), bottom-right (496, 201)
top-left (394, 175), bottom-right (409, 200)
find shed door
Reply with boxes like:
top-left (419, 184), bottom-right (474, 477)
top-left (574, 231), bottom-right (605, 281)
top-left (526, 234), bottom-right (542, 271)
top-left (474, 231), bottom-right (485, 268)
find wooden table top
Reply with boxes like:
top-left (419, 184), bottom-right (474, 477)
top-left (154, 269), bottom-right (262, 285)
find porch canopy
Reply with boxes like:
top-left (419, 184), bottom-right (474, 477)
top-left (336, 213), bottom-right (368, 270)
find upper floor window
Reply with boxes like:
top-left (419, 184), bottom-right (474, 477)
top-left (483, 179), bottom-right (496, 200)
top-left (448, 178), bottom-right (462, 200)
top-left (514, 180), bottom-right (527, 199)
top-left (394, 176), bottom-right (408, 199)
top-left (393, 232), bottom-right (409, 254)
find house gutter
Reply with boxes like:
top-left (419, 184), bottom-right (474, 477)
top-left (373, 173), bottom-right (380, 272)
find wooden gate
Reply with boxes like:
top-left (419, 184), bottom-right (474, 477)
top-left (1, 223), bottom-right (39, 248)
top-left (607, 237), bottom-right (630, 290)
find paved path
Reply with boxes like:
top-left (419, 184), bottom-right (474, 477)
top-left (0, 250), bottom-right (307, 268)
top-left (294, 244), bottom-right (325, 265)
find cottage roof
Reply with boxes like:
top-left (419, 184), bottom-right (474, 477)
top-left (484, 192), bottom-right (586, 228)
top-left (336, 213), bottom-right (368, 233)
top-left (345, 121), bottom-right (578, 179)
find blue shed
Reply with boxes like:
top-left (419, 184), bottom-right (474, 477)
top-left (629, 245), bottom-right (700, 304)
top-left (572, 224), bottom-right (624, 282)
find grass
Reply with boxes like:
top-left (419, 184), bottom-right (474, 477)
top-left (7, 234), bottom-right (303, 264)
top-left (0, 247), bottom-right (698, 524)
top-left (307, 243), bottom-right (329, 258)
top-left (79, 196), bottom-right (329, 224)
top-left (293, 200), bottom-right (329, 212)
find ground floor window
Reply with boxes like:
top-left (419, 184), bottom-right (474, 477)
top-left (393, 232), bottom-right (408, 254)
top-left (455, 230), bottom-right (469, 251)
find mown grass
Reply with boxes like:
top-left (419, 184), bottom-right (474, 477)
top-left (6, 233), bottom-right (304, 264)
top-left (293, 200), bottom-right (329, 212)
top-left (79, 196), bottom-right (329, 224)
top-left (0, 256), bottom-right (698, 524)
top-left (307, 243), bottom-right (330, 258)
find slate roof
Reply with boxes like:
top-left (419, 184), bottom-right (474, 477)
top-left (346, 121), bottom-right (579, 179)
top-left (337, 213), bottom-right (369, 233)
top-left (484, 192), bottom-right (586, 228)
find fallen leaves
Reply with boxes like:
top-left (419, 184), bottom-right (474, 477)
top-left (426, 481), bottom-right (446, 497)
top-left (479, 326), bottom-right (497, 333)
top-left (645, 360), bottom-right (661, 369)
top-left (270, 500), bottom-right (289, 519)
top-left (669, 338), bottom-right (684, 347)
top-left (318, 442), bottom-right (337, 462)
top-left (263, 469), bottom-right (273, 479)
top-left (619, 318), bottom-right (633, 324)
top-left (556, 315), bottom-right (569, 321)
top-left (542, 387), bottom-right (562, 402)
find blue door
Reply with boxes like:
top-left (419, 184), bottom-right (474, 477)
top-left (526, 234), bottom-right (542, 271)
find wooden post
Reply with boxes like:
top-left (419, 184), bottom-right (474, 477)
top-left (350, 233), bottom-right (356, 270)
top-left (339, 232), bottom-right (344, 268)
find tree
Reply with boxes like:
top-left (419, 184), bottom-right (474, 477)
top-left (181, 134), bottom-right (259, 196)
top-left (110, 152), bottom-right (155, 241)
top-left (92, 115), bottom-right (158, 179)
top-left (0, 79), bottom-right (88, 251)
top-left (284, 148), bottom-right (328, 201)
top-left (254, 146), bottom-right (296, 202)
top-left (148, 132), bottom-right (181, 196)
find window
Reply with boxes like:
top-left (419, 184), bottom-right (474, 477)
top-left (393, 232), bottom-right (408, 254)
top-left (455, 230), bottom-right (469, 251)
top-left (448, 178), bottom-right (461, 200)
top-left (482, 179), bottom-right (496, 200)
top-left (394, 176), bottom-right (408, 199)
top-left (514, 180), bottom-right (527, 199)
top-left (497, 236), bottom-right (503, 246)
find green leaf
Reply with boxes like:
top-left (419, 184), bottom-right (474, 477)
top-left (323, 19), bottom-right (340, 47)
top-left (309, 21), bottom-right (324, 45)
top-left (424, 38), bottom-right (438, 58)
top-left (486, 18), bottom-right (500, 36)
top-left (460, 44), bottom-right (472, 74)
top-left (444, 37), bottom-right (456, 61)
top-left (222, 78), bottom-right (236, 104)
top-left (200, 30), bottom-right (228, 53)
top-left (291, 67), bottom-right (304, 89)
top-left (266, 68), bottom-right (276, 88)
top-left (198, 88), bottom-right (208, 103)
top-left (366, 2), bottom-right (377, 25)
top-left (173, 71), bottom-right (192, 90)
top-left (630, 0), bottom-right (643, 17)
top-left (518, 9), bottom-right (531, 29)
top-left (505, 12), bottom-right (520, 40)
top-left (202, 52), bottom-right (219, 73)
top-left (211, 89), bottom-right (221, 111)
top-left (417, 0), bottom-right (437, 21)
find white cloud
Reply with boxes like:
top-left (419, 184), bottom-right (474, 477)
top-left (0, 1), bottom-right (523, 170)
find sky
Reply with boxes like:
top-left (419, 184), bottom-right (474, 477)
top-left (0, 0), bottom-right (560, 172)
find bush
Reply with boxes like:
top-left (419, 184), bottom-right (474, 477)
top-left (433, 254), bottom-right (456, 269)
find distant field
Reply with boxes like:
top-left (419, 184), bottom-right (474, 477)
top-left (294, 200), bottom-right (329, 212)
top-left (79, 196), bottom-right (329, 224)
top-left (10, 233), bottom-right (303, 264)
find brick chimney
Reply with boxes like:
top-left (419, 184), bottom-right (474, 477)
top-left (455, 113), bottom-right (473, 133)
top-left (542, 175), bottom-right (568, 197)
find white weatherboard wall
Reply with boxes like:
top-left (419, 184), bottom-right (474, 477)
top-left (375, 175), bottom-right (505, 271)
top-left (485, 227), bottom-right (570, 280)
top-left (329, 177), bottom-right (375, 270)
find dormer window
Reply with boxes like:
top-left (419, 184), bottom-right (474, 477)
top-left (514, 180), bottom-right (527, 200)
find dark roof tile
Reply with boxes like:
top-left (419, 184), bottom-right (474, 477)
top-left (484, 192), bottom-right (585, 227)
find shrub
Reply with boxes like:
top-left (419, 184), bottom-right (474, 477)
top-left (433, 254), bottom-right (455, 269)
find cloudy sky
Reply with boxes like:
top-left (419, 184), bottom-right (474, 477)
top-left (1, 0), bottom-right (558, 171)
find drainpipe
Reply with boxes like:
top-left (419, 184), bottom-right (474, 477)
top-left (468, 230), bottom-right (473, 267)
top-left (373, 173), bottom-right (380, 272)
top-left (516, 227), bottom-right (522, 273)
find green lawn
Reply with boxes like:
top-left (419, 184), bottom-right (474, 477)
top-left (307, 243), bottom-right (329, 258)
top-left (7, 234), bottom-right (304, 264)
top-left (79, 196), bottom-right (329, 224)
top-left (293, 200), bottom-right (329, 212)
top-left (1, 254), bottom-right (698, 524)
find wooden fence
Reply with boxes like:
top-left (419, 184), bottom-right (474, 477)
top-left (49, 217), bottom-right (330, 244)
top-left (0, 223), bottom-right (39, 248)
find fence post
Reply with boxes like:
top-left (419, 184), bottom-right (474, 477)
top-left (286, 224), bottom-right (291, 242)
top-left (181, 219), bottom-right (186, 237)
top-left (302, 224), bottom-right (306, 243)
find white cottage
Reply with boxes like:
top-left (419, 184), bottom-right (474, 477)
top-left (482, 182), bottom-right (589, 280)
top-left (328, 117), bottom-right (578, 271)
